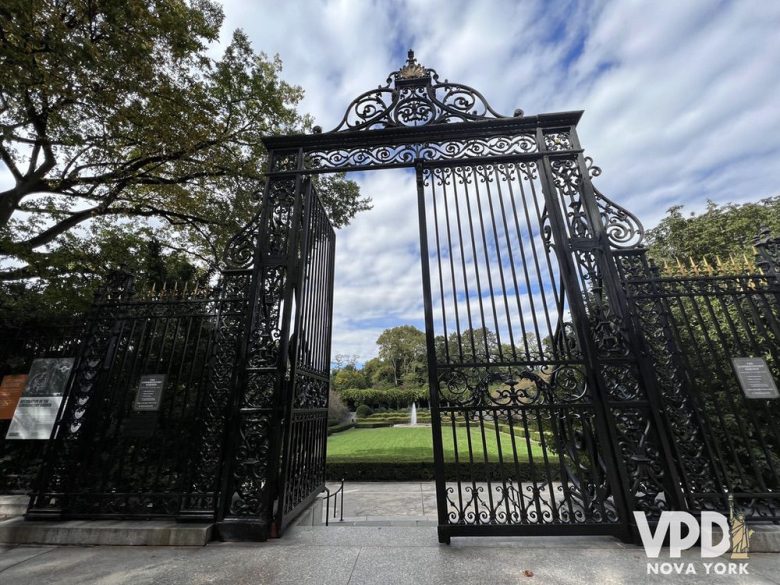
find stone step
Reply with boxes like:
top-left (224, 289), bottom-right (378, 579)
top-left (0, 495), bottom-right (29, 519)
top-left (0, 517), bottom-right (213, 546)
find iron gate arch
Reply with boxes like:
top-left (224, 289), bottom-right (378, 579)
top-left (214, 50), bottom-right (683, 542)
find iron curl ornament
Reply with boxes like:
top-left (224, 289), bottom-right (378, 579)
top-left (328, 50), bottom-right (520, 132)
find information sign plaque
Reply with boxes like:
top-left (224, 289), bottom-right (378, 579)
top-left (6, 358), bottom-right (74, 440)
top-left (732, 357), bottom-right (779, 399)
top-left (133, 374), bottom-right (166, 411)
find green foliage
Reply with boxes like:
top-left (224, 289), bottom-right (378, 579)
top-left (0, 0), bottom-right (370, 299)
top-left (0, 232), bottom-right (206, 326)
top-left (331, 365), bottom-right (369, 392)
top-left (363, 356), bottom-right (395, 387)
top-left (339, 387), bottom-right (428, 409)
top-left (646, 197), bottom-right (780, 266)
top-left (376, 325), bottom-right (426, 386)
top-left (355, 404), bottom-right (373, 418)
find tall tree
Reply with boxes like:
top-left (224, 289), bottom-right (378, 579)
top-left (0, 0), bottom-right (370, 289)
top-left (376, 325), bottom-right (426, 386)
top-left (445, 327), bottom-right (499, 363)
top-left (363, 356), bottom-right (396, 388)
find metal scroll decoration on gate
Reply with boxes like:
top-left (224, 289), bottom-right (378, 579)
top-left (328, 50), bottom-right (516, 132)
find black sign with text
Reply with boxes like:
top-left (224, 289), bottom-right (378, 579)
top-left (133, 374), bottom-right (166, 411)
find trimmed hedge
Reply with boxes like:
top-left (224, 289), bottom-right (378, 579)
top-left (354, 421), bottom-right (395, 429)
top-left (325, 461), bottom-right (560, 482)
top-left (362, 417), bottom-right (432, 424)
top-left (444, 420), bottom-right (544, 439)
top-left (327, 422), bottom-right (356, 436)
top-left (339, 387), bottom-right (428, 408)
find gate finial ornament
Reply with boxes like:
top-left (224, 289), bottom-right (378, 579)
top-left (328, 50), bottom-right (509, 131)
top-left (398, 49), bottom-right (427, 79)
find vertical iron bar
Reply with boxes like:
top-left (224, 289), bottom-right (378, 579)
top-left (416, 161), bottom-right (452, 542)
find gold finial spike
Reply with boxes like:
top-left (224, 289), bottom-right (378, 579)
top-left (727, 254), bottom-right (737, 273)
top-left (689, 256), bottom-right (699, 275)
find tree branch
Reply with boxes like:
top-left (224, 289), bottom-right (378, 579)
top-left (0, 144), bottom-right (23, 182)
top-left (16, 200), bottom-right (219, 250)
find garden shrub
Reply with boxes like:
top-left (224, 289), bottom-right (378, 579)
top-left (355, 404), bottom-right (373, 418)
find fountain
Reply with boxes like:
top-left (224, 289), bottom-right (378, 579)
top-left (410, 402), bottom-right (417, 426)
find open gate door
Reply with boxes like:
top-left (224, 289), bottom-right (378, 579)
top-left (275, 178), bottom-right (336, 534)
top-left (415, 159), bottom-right (631, 543)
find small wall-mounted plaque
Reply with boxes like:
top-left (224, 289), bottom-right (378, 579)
top-left (732, 358), bottom-right (779, 399)
top-left (133, 374), bottom-right (166, 411)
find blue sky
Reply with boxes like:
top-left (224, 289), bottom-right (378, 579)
top-left (3, 2), bottom-right (777, 363)
top-left (213, 0), bottom-right (780, 361)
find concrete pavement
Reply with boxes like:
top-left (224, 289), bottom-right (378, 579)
top-left (2, 482), bottom-right (779, 584)
top-left (2, 525), bottom-right (779, 585)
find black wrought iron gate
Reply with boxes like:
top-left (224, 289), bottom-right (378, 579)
top-left (215, 51), bottom-right (705, 541)
top-left (214, 175), bottom-right (334, 540)
top-left (276, 180), bottom-right (336, 532)
top-left (26, 51), bottom-right (779, 542)
top-left (415, 160), bottom-right (631, 540)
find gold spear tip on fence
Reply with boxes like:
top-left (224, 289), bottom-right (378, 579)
top-left (688, 256), bottom-right (699, 275)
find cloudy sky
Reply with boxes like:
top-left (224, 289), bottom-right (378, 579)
top-left (224, 0), bottom-right (780, 361)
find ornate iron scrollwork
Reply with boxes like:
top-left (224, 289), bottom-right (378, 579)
top-left (328, 50), bottom-right (514, 132)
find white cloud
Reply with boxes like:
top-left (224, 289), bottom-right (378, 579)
top-left (218, 0), bottom-right (780, 360)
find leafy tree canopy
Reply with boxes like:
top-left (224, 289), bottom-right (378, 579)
top-left (376, 325), bottom-right (426, 386)
top-left (646, 197), bottom-right (780, 266)
top-left (0, 0), bottom-right (370, 308)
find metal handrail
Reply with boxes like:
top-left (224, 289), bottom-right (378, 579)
top-left (322, 479), bottom-right (344, 526)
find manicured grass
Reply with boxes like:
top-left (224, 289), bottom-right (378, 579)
top-left (326, 426), bottom-right (545, 464)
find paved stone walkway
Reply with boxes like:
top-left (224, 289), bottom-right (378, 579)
top-left (316, 481), bottom-right (438, 525)
top-left (2, 482), bottom-right (779, 584)
top-left (2, 525), bottom-right (779, 584)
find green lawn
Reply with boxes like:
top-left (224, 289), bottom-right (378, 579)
top-left (326, 426), bottom-right (546, 463)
